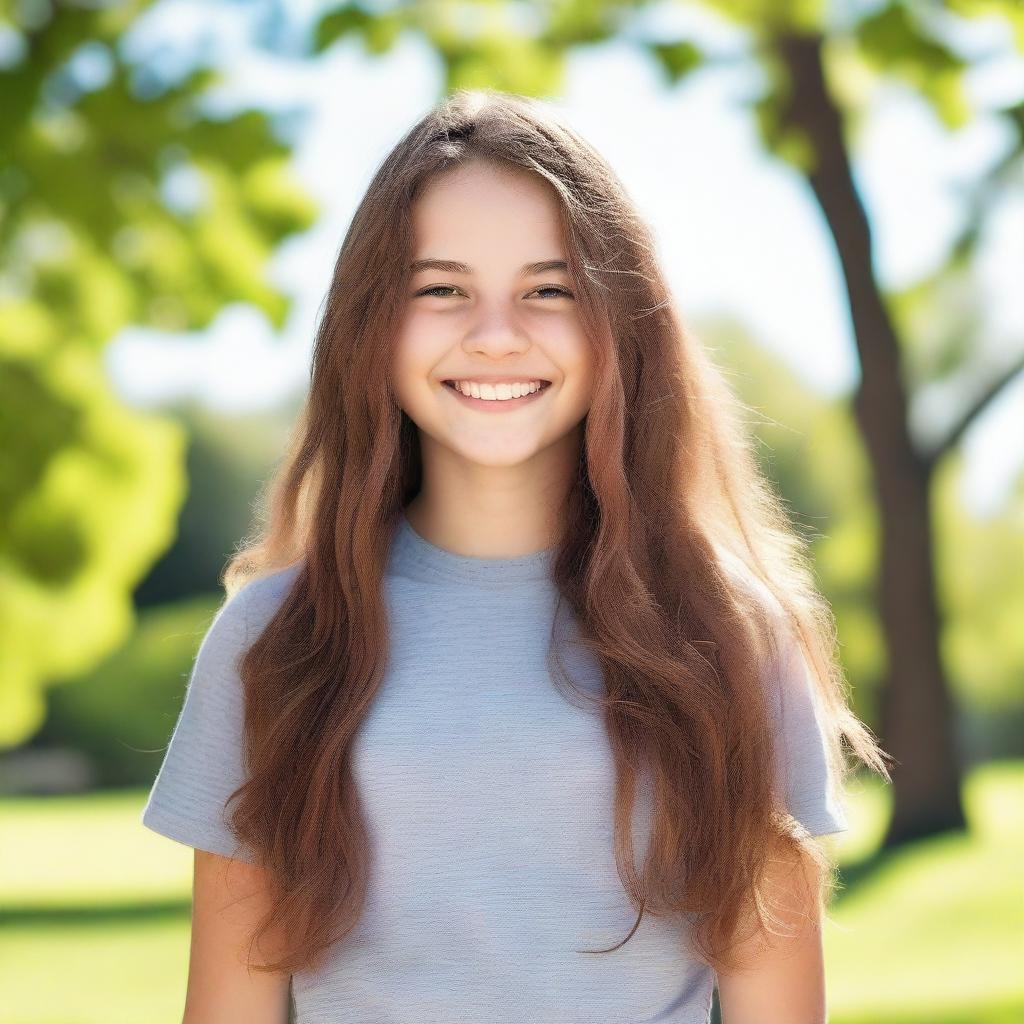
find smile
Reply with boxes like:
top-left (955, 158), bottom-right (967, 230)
top-left (442, 379), bottom-right (552, 411)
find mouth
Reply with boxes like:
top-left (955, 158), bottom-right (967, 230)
top-left (441, 379), bottom-right (553, 409)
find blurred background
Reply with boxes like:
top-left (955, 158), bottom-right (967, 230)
top-left (1, 1), bottom-right (1022, 1022)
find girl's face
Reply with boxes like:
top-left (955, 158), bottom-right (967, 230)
top-left (392, 160), bottom-right (595, 471)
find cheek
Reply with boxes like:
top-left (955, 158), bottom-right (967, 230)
top-left (389, 336), bottom-right (427, 411)
top-left (562, 330), bottom-right (595, 386)
top-left (391, 321), bottom-right (434, 379)
top-left (395, 307), bottom-right (449, 355)
top-left (567, 339), bottom-right (596, 412)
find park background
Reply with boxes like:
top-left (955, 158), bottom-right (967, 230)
top-left (1, 1), bottom-right (1022, 1022)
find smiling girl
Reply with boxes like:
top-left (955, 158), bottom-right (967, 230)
top-left (142, 88), bottom-right (890, 1024)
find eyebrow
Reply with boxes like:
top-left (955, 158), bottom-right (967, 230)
top-left (410, 258), bottom-right (569, 277)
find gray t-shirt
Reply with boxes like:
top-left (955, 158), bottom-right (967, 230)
top-left (142, 509), bottom-right (848, 1024)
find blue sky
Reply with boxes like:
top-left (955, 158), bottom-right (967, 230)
top-left (104, 1), bottom-right (1024, 518)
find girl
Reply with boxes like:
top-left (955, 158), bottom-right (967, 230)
top-left (142, 89), bottom-right (890, 1024)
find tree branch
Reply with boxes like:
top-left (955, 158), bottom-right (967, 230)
top-left (923, 350), bottom-right (1024, 468)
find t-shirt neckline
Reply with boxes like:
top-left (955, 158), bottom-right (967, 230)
top-left (395, 508), bottom-right (557, 585)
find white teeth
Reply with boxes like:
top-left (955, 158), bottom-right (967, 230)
top-left (452, 380), bottom-right (545, 401)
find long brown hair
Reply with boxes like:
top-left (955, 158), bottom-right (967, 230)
top-left (219, 88), bottom-right (890, 976)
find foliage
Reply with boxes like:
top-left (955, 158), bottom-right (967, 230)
top-left (37, 591), bottom-right (224, 788)
top-left (0, 1), bottom-right (317, 746)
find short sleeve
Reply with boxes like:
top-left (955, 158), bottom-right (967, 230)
top-left (769, 622), bottom-right (850, 838)
top-left (140, 586), bottom-right (257, 863)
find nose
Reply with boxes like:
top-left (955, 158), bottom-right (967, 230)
top-left (461, 301), bottom-right (530, 359)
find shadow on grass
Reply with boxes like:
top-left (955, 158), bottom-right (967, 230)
top-left (0, 898), bottom-right (191, 930)
top-left (831, 823), bottom-right (969, 906)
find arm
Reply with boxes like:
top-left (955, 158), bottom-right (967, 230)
top-left (182, 849), bottom-right (292, 1024)
top-left (715, 842), bottom-right (832, 1024)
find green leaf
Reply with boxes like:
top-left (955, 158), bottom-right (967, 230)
top-left (648, 40), bottom-right (704, 85)
top-left (854, 3), bottom-right (971, 128)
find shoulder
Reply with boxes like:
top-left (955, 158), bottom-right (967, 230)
top-left (712, 546), bottom-right (799, 682)
top-left (238, 561), bottom-right (304, 619)
top-left (714, 545), bottom-right (786, 624)
top-left (210, 561), bottom-right (305, 646)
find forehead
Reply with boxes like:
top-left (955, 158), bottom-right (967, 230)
top-left (411, 162), bottom-right (566, 264)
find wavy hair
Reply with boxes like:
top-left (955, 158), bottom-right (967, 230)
top-left (219, 88), bottom-right (891, 977)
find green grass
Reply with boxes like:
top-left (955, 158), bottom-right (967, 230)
top-left (824, 761), bottom-right (1024, 1024)
top-left (1, 763), bottom-right (1022, 1023)
top-left (0, 790), bottom-right (198, 1024)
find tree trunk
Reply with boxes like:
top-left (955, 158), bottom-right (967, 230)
top-left (776, 31), bottom-right (966, 842)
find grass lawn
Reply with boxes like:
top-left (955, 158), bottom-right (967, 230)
top-left (823, 760), bottom-right (1024, 1024)
top-left (1, 761), bottom-right (1021, 1023)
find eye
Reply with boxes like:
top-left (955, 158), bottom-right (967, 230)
top-left (531, 285), bottom-right (575, 300)
top-left (416, 284), bottom-right (461, 297)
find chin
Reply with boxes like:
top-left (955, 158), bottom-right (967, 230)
top-left (449, 443), bottom-right (545, 468)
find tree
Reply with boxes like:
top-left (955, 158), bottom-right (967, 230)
top-left (0, 1), bottom-right (317, 745)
